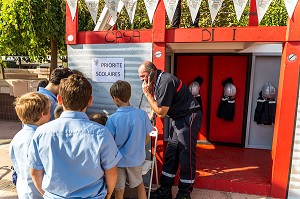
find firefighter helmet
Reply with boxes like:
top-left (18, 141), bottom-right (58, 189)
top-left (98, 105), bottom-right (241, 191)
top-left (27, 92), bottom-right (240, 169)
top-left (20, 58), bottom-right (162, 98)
top-left (188, 81), bottom-right (200, 97)
top-left (224, 83), bottom-right (236, 97)
top-left (262, 82), bottom-right (276, 100)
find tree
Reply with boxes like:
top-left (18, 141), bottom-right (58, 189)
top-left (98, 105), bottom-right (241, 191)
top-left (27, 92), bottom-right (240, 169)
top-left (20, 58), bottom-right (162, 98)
top-left (0, 0), bottom-right (288, 71)
top-left (0, 0), bottom-right (66, 71)
top-left (115, 0), bottom-right (287, 29)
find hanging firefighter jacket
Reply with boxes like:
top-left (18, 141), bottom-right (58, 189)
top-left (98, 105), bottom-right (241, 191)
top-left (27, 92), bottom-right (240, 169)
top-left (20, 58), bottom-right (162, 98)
top-left (254, 91), bottom-right (276, 125)
top-left (217, 78), bottom-right (236, 121)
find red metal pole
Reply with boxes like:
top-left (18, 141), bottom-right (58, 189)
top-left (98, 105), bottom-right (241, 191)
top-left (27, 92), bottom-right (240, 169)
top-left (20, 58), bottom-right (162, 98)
top-left (66, 2), bottom-right (78, 45)
top-left (271, 1), bottom-right (300, 198)
top-left (152, 0), bottom-right (166, 172)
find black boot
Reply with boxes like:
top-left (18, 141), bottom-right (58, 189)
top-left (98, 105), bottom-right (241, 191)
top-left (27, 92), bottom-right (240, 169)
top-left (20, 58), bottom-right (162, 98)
top-left (150, 187), bottom-right (172, 199)
top-left (175, 192), bottom-right (191, 199)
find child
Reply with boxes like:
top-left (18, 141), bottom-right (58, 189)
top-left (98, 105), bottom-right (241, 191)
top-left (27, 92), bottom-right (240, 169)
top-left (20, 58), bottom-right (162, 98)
top-left (54, 105), bottom-right (63, 119)
top-left (27, 74), bottom-right (122, 198)
top-left (36, 79), bottom-right (49, 91)
top-left (89, 113), bottom-right (108, 125)
top-left (105, 80), bottom-right (153, 199)
top-left (9, 92), bottom-right (51, 199)
top-left (38, 68), bottom-right (73, 121)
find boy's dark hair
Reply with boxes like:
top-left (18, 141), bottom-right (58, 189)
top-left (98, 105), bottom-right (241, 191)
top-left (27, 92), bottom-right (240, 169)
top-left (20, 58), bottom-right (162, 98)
top-left (59, 74), bottom-right (92, 111)
top-left (50, 68), bottom-right (73, 85)
top-left (72, 69), bottom-right (85, 77)
top-left (54, 105), bottom-right (64, 119)
top-left (89, 113), bottom-right (108, 125)
top-left (110, 80), bottom-right (131, 103)
top-left (37, 79), bottom-right (49, 91)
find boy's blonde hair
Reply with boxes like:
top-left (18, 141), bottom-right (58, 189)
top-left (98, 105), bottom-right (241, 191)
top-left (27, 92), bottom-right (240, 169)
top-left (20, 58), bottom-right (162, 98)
top-left (14, 92), bottom-right (50, 124)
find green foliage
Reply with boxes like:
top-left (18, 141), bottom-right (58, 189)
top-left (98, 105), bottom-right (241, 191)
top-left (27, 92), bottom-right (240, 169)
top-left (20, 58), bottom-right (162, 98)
top-left (0, 0), bottom-right (289, 61)
top-left (78, 0), bottom-right (95, 31)
top-left (117, 0), bottom-right (152, 29)
top-left (260, 0), bottom-right (287, 26)
top-left (101, 0), bottom-right (287, 29)
top-left (0, 0), bottom-right (66, 61)
top-left (77, 0), bottom-right (153, 30)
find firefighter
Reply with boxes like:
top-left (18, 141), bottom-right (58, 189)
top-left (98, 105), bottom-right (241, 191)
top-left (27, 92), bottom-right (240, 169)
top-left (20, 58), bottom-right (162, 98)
top-left (138, 61), bottom-right (202, 199)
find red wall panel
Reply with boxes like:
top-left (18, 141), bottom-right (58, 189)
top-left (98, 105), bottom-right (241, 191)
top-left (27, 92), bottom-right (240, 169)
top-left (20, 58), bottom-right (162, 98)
top-left (209, 56), bottom-right (248, 144)
top-left (176, 55), bottom-right (210, 141)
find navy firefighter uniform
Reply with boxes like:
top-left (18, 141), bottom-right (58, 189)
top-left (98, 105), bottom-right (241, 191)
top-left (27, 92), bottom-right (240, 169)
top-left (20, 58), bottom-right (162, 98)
top-left (154, 70), bottom-right (202, 196)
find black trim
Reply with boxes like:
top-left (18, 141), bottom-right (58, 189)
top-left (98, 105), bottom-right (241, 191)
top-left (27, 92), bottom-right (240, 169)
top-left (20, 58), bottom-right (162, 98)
top-left (240, 54), bottom-right (252, 147)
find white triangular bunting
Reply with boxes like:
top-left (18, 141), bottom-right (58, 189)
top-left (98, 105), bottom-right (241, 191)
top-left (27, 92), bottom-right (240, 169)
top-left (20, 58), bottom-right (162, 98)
top-left (187, 0), bottom-right (202, 23)
top-left (122, 0), bottom-right (138, 23)
top-left (104, 0), bottom-right (120, 22)
top-left (163, 0), bottom-right (180, 22)
top-left (233, 0), bottom-right (248, 21)
top-left (256, 0), bottom-right (273, 23)
top-left (208, 0), bottom-right (224, 23)
top-left (144, 0), bottom-right (159, 23)
top-left (284, 0), bottom-right (298, 18)
top-left (84, 0), bottom-right (100, 24)
top-left (67, 0), bottom-right (78, 21)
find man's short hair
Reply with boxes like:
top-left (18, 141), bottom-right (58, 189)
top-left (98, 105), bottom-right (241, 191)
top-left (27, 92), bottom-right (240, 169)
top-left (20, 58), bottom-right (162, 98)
top-left (14, 92), bottom-right (50, 124)
top-left (143, 61), bottom-right (157, 73)
top-left (110, 80), bottom-right (131, 103)
top-left (49, 68), bottom-right (73, 85)
top-left (59, 74), bottom-right (92, 111)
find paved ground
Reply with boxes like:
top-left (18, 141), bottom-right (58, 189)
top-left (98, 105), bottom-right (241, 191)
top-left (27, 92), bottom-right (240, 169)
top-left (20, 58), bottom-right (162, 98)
top-left (0, 120), bottom-right (277, 199)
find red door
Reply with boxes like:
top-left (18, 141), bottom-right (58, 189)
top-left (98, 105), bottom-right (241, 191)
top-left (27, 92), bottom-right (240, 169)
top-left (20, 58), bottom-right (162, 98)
top-left (176, 54), bottom-right (248, 144)
top-left (176, 55), bottom-right (209, 141)
top-left (208, 55), bottom-right (248, 144)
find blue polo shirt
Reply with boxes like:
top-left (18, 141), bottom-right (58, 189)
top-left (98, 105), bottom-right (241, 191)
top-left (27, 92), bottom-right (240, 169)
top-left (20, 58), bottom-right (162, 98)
top-left (27, 111), bottom-right (122, 198)
top-left (9, 124), bottom-right (43, 199)
top-left (37, 87), bottom-right (57, 121)
top-left (105, 106), bottom-right (153, 167)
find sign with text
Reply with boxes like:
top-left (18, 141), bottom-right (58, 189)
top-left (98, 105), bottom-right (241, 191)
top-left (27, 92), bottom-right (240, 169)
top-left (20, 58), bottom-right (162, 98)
top-left (92, 58), bottom-right (124, 82)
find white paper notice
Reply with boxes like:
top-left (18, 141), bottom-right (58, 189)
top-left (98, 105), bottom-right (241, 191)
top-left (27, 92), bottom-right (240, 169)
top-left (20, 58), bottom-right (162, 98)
top-left (122, 0), bottom-right (138, 23)
top-left (144, 0), bottom-right (159, 23)
top-left (187, 0), bottom-right (202, 23)
top-left (67, 0), bottom-right (78, 21)
top-left (92, 58), bottom-right (124, 82)
top-left (233, 0), bottom-right (248, 21)
top-left (163, 0), bottom-right (180, 22)
top-left (284, 0), bottom-right (298, 19)
top-left (84, 0), bottom-right (100, 24)
top-left (208, 0), bottom-right (224, 23)
top-left (256, 0), bottom-right (273, 23)
top-left (104, 0), bottom-right (120, 22)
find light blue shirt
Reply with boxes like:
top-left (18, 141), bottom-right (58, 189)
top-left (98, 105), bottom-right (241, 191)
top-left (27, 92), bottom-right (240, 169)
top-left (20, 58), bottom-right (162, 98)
top-left (27, 111), bottom-right (122, 199)
top-left (38, 87), bottom-right (57, 121)
top-left (106, 106), bottom-right (153, 167)
top-left (9, 124), bottom-right (43, 199)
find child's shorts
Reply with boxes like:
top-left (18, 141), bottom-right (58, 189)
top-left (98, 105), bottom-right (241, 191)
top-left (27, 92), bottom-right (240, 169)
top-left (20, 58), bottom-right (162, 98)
top-left (115, 165), bottom-right (143, 189)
